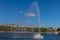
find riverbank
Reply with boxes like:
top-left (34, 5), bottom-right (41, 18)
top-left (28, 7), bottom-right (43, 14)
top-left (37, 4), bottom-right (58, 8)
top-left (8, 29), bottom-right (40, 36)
top-left (0, 31), bottom-right (59, 34)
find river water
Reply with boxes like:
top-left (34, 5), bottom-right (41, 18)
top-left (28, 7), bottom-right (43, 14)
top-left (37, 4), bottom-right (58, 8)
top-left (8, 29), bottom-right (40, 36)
top-left (0, 33), bottom-right (60, 40)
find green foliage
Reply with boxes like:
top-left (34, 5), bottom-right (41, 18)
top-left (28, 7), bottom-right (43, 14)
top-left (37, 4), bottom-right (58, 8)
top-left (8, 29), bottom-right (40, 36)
top-left (40, 28), bottom-right (47, 32)
top-left (33, 28), bottom-right (39, 32)
top-left (26, 28), bottom-right (32, 32)
top-left (0, 25), bottom-right (15, 31)
top-left (0, 25), bottom-right (47, 32)
top-left (57, 28), bottom-right (60, 31)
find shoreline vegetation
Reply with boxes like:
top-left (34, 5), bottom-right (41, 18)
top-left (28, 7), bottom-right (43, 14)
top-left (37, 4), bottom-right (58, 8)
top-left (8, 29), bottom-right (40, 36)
top-left (0, 24), bottom-right (60, 34)
top-left (0, 31), bottom-right (59, 34)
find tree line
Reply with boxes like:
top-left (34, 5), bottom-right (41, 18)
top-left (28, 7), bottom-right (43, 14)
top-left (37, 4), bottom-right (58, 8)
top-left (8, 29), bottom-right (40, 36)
top-left (0, 25), bottom-right (60, 32)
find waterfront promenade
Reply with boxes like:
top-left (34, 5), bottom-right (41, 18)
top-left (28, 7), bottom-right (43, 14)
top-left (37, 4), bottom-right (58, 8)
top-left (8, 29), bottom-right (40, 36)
top-left (0, 31), bottom-right (60, 34)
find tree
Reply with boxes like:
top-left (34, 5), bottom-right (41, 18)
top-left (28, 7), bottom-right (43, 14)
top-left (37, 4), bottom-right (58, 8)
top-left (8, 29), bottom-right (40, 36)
top-left (40, 28), bottom-right (47, 32)
top-left (57, 28), bottom-right (60, 31)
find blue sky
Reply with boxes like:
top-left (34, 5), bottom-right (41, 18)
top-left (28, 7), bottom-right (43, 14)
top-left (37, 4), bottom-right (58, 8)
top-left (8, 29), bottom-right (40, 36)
top-left (0, 0), bottom-right (60, 28)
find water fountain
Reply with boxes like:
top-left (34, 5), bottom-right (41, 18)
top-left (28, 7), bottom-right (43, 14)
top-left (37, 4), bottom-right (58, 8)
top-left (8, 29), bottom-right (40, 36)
top-left (30, 1), bottom-right (44, 40)
top-left (12, 0), bottom-right (44, 40)
top-left (23, 0), bottom-right (44, 40)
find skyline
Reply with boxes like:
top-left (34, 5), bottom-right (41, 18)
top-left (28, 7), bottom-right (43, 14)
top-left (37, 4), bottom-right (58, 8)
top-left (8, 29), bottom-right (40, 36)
top-left (0, 0), bottom-right (60, 28)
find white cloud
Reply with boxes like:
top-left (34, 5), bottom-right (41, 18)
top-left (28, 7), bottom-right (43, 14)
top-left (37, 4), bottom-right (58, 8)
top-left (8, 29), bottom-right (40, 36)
top-left (25, 12), bottom-right (35, 16)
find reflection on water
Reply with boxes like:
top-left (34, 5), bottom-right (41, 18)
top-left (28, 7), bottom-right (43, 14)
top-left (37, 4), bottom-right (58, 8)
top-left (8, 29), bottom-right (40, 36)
top-left (0, 33), bottom-right (60, 40)
top-left (12, 33), bottom-right (21, 38)
top-left (0, 33), bottom-right (43, 40)
top-left (0, 38), bottom-right (43, 40)
top-left (34, 39), bottom-right (43, 40)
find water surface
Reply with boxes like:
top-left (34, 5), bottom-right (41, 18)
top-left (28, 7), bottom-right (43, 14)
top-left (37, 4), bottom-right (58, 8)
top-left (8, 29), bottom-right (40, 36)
top-left (0, 33), bottom-right (60, 40)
